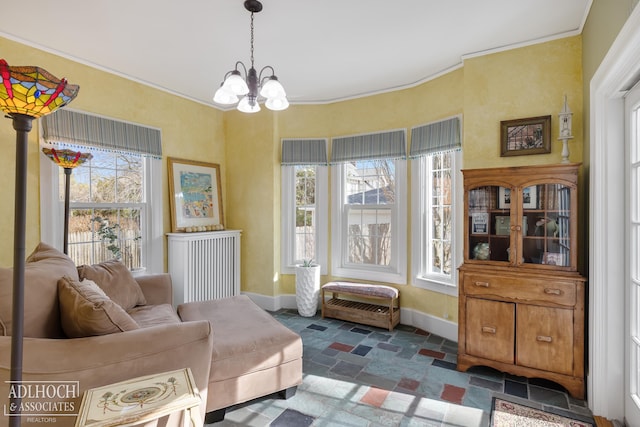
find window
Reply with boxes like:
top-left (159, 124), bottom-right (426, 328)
top-left (410, 117), bottom-right (462, 295)
top-left (331, 130), bottom-right (407, 284)
top-left (64, 148), bottom-right (145, 267)
top-left (39, 110), bottom-right (163, 274)
top-left (281, 139), bottom-right (328, 273)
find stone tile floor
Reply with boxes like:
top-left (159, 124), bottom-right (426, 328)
top-left (209, 309), bottom-right (594, 426)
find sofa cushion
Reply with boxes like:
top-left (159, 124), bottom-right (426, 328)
top-left (127, 304), bottom-right (182, 328)
top-left (77, 260), bottom-right (146, 310)
top-left (0, 242), bottom-right (79, 338)
top-left (58, 276), bottom-right (139, 338)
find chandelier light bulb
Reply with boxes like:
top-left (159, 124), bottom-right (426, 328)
top-left (223, 71), bottom-right (249, 95)
top-left (213, 86), bottom-right (239, 104)
top-left (237, 96), bottom-right (261, 113)
top-left (260, 77), bottom-right (286, 99)
top-left (265, 96), bottom-right (289, 111)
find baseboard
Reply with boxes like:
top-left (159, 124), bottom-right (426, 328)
top-left (242, 292), bottom-right (458, 343)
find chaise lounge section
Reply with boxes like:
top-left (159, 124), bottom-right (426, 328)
top-left (179, 296), bottom-right (303, 423)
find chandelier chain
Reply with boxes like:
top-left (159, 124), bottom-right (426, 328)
top-left (250, 12), bottom-right (255, 68)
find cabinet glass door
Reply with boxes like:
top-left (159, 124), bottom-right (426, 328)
top-left (521, 184), bottom-right (572, 267)
top-left (467, 185), bottom-right (510, 262)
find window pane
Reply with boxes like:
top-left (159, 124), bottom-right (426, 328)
top-left (347, 207), bottom-right (392, 266)
top-left (63, 167), bottom-right (91, 202)
top-left (294, 166), bottom-right (317, 262)
top-left (67, 208), bottom-right (141, 269)
top-left (424, 152), bottom-right (454, 277)
top-left (116, 155), bottom-right (143, 203)
top-left (346, 160), bottom-right (395, 205)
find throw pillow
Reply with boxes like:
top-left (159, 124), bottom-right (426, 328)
top-left (58, 276), bottom-right (139, 338)
top-left (77, 260), bottom-right (146, 310)
top-left (0, 242), bottom-right (79, 338)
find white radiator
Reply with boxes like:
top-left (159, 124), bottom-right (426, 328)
top-left (167, 230), bottom-right (241, 305)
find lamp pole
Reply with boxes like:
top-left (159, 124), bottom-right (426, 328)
top-left (1, 59), bottom-right (79, 427)
top-left (63, 168), bottom-right (72, 254)
top-left (9, 113), bottom-right (34, 427)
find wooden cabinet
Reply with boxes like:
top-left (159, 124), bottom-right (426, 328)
top-left (457, 163), bottom-right (586, 399)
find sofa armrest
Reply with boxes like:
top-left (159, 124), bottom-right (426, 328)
top-left (136, 273), bottom-right (173, 305)
top-left (0, 320), bottom-right (213, 427)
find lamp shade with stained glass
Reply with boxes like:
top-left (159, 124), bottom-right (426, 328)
top-left (0, 59), bottom-right (79, 118)
top-left (0, 59), bottom-right (79, 426)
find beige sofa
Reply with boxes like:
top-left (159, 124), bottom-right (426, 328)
top-left (0, 243), bottom-right (303, 426)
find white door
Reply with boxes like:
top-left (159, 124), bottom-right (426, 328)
top-left (625, 82), bottom-right (640, 425)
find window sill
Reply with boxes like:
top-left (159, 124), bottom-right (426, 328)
top-left (332, 265), bottom-right (406, 285)
top-left (413, 275), bottom-right (457, 296)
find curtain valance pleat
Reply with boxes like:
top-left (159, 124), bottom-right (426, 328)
top-left (281, 138), bottom-right (328, 165)
top-left (331, 129), bottom-right (406, 163)
top-left (410, 116), bottom-right (461, 158)
top-left (41, 109), bottom-right (162, 158)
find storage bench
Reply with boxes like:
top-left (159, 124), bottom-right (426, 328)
top-left (321, 282), bottom-right (400, 331)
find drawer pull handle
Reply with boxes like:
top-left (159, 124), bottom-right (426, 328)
top-left (474, 281), bottom-right (490, 288)
top-left (482, 326), bottom-right (496, 334)
top-left (544, 288), bottom-right (562, 295)
top-left (536, 335), bottom-right (553, 343)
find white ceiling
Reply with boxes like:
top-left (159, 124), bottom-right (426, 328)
top-left (0, 0), bottom-right (592, 109)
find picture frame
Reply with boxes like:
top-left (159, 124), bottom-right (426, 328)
top-left (471, 212), bottom-right (489, 235)
top-left (542, 252), bottom-right (566, 266)
top-left (168, 157), bottom-right (224, 232)
top-left (498, 186), bottom-right (537, 209)
top-left (500, 115), bottom-right (551, 157)
top-left (494, 215), bottom-right (510, 235)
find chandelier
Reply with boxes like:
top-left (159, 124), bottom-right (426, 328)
top-left (213, 0), bottom-right (288, 113)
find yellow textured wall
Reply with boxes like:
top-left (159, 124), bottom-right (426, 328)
top-left (224, 110), bottom-right (279, 295)
top-left (0, 36), bottom-right (225, 267)
top-left (463, 36), bottom-right (583, 169)
top-left (225, 36), bottom-right (584, 323)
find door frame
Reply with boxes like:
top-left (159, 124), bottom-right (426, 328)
top-left (590, 4), bottom-right (640, 420)
top-left (624, 77), bottom-right (640, 426)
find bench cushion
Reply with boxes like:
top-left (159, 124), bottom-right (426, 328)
top-left (177, 295), bottom-right (302, 383)
top-left (322, 282), bottom-right (399, 299)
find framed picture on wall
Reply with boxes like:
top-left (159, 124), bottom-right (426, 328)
top-left (500, 115), bottom-right (551, 157)
top-left (168, 157), bottom-right (224, 232)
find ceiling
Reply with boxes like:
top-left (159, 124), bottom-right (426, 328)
top-left (0, 0), bottom-right (592, 110)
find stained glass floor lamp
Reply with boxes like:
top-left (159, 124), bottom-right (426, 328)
top-left (0, 59), bottom-right (79, 426)
top-left (42, 148), bottom-right (93, 254)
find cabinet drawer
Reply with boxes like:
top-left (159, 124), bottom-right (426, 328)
top-left (465, 298), bottom-right (514, 364)
top-left (516, 304), bottom-right (574, 375)
top-left (463, 274), bottom-right (576, 306)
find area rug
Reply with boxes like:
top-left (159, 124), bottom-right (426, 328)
top-left (491, 397), bottom-right (594, 427)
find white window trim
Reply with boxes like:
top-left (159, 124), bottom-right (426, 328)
top-left (410, 150), bottom-right (462, 296)
top-left (38, 146), bottom-right (163, 275)
top-left (331, 160), bottom-right (407, 285)
top-left (280, 165), bottom-right (328, 275)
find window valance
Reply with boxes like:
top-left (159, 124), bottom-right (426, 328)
top-left (331, 129), bottom-right (406, 163)
top-left (281, 138), bottom-right (328, 165)
top-left (410, 116), bottom-right (461, 158)
top-left (41, 109), bottom-right (162, 158)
